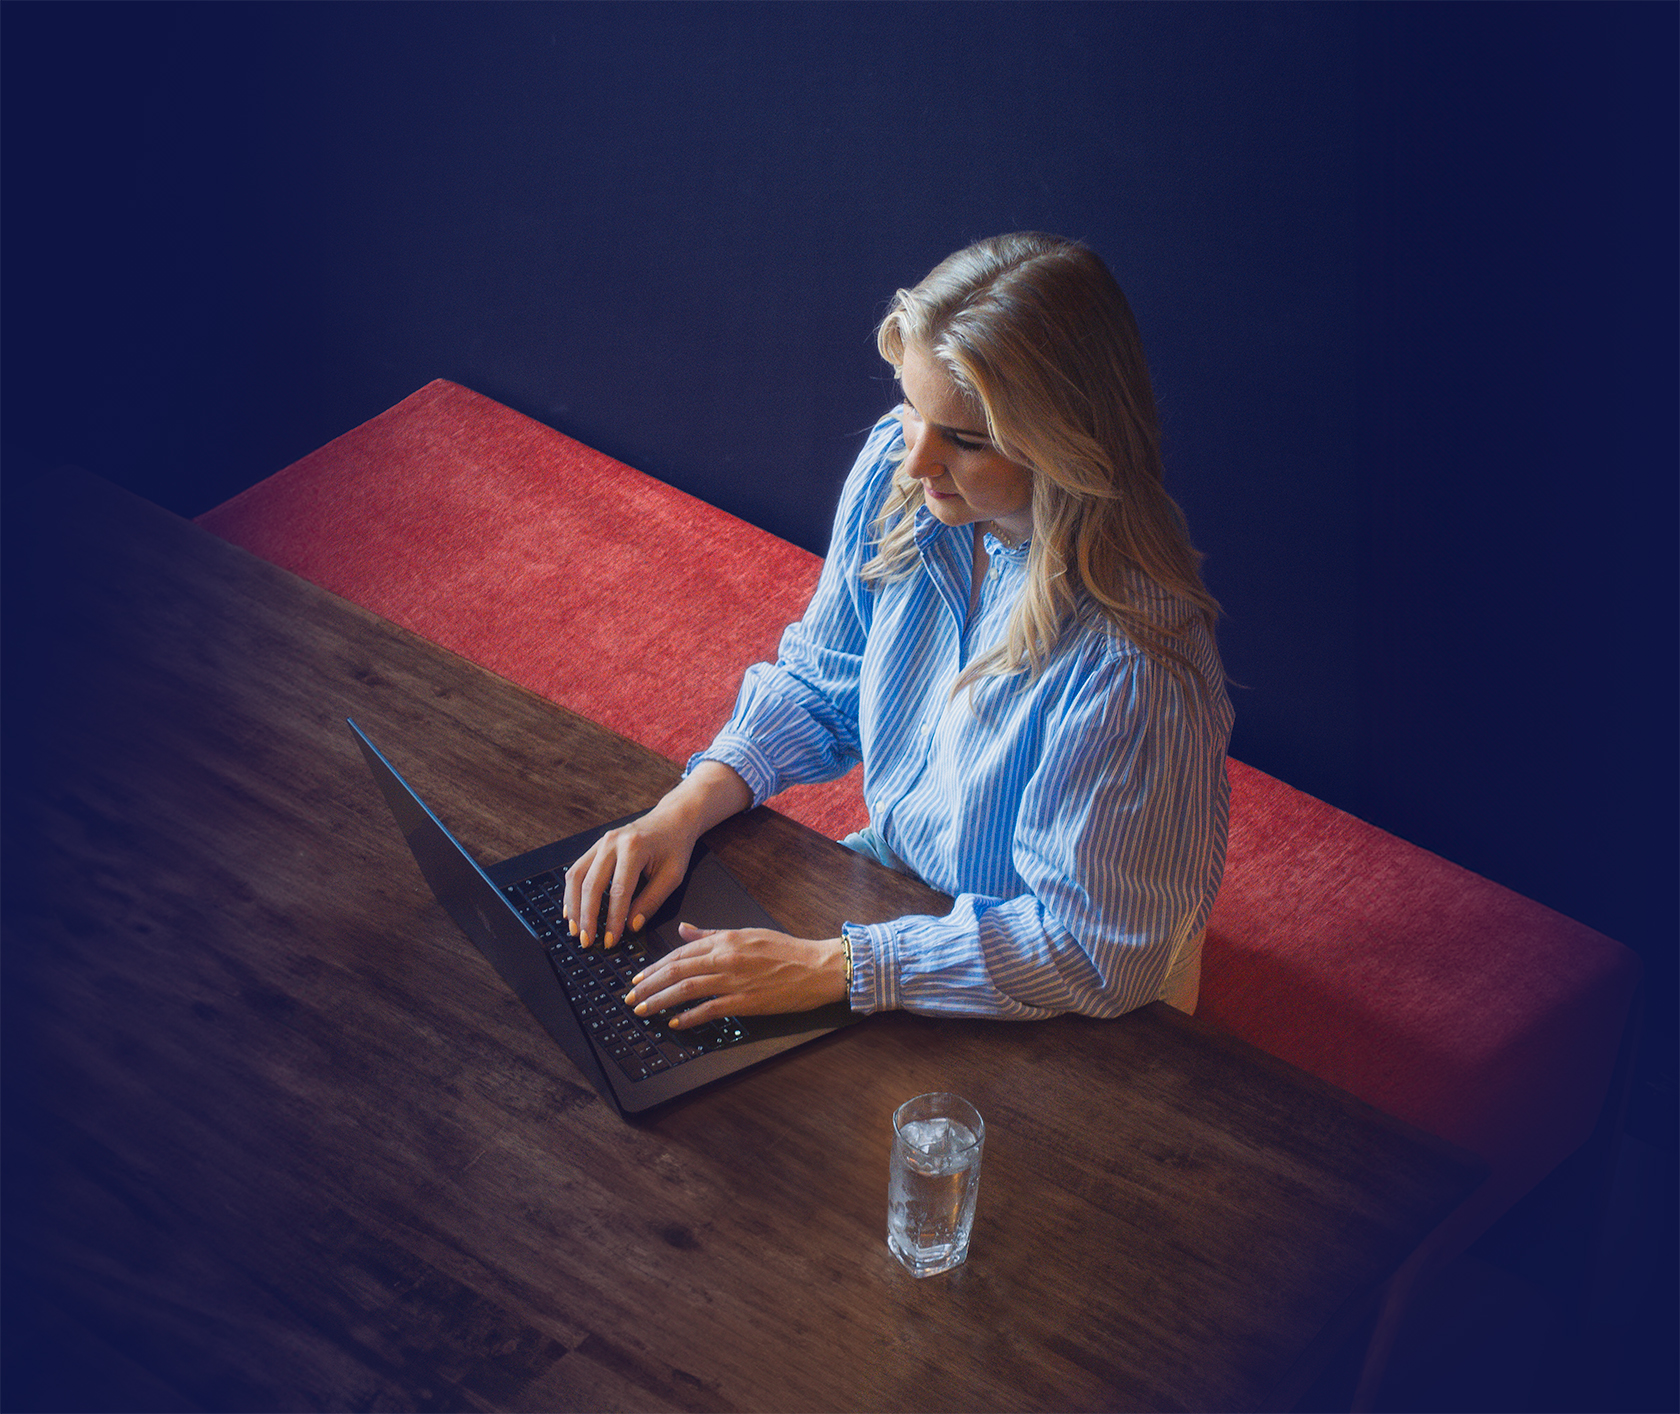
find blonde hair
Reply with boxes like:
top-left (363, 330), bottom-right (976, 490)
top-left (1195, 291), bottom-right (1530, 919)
top-left (867, 233), bottom-right (1221, 694)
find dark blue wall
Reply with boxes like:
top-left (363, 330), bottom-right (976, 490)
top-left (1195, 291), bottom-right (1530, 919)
top-left (4, 3), bottom-right (1675, 1037)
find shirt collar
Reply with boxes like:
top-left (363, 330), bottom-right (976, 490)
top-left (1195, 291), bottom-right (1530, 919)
top-left (912, 505), bottom-right (944, 548)
top-left (982, 527), bottom-right (1032, 560)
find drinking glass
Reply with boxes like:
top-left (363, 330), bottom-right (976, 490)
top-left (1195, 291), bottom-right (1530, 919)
top-left (887, 1092), bottom-right (985, 1276)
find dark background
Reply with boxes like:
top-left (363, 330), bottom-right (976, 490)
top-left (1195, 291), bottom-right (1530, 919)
top-left (3, 2), bottom-right (1674, 1400)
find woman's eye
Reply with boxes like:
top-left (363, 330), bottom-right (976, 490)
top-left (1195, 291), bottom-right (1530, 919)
top-left (949, 435), bottom-right (986, 452)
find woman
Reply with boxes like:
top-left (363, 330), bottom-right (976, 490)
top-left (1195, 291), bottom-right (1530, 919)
top-left (563, 233), bottom-right (1231, 1028)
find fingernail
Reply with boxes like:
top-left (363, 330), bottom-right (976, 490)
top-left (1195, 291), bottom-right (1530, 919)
top-left (631, 970), bottom-right (646, 984)
top-left (569, 919), bottom-right (578, 937)
top-left (622, 990), bottom-right (636, 1005)
top-left (631, 913), bottom-right (645, 933)
top-left (604, 931), bottom-right (616, 949)
top-left (634, 1002), bottom-right (649, 1017)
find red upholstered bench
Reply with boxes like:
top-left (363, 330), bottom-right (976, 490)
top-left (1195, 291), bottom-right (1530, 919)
top-left (201, 380), bottom-right (1641, 1397)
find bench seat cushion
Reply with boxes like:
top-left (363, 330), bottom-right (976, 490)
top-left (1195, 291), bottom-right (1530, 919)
top-left (1204, 758), bottom-right (1639, 1244)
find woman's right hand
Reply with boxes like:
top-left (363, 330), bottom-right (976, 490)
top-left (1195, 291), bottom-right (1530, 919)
top-left (561, 761), bottom-right (753, 949)
top-left (563, 812), bottom-right (697, 950)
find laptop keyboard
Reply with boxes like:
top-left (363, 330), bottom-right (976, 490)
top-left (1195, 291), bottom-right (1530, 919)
top-left (504, 871), bottom-right (748, 1082)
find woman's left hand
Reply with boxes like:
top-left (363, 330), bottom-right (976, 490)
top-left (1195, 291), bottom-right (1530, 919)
top-left (623, 923), bottom-right (848, 1029)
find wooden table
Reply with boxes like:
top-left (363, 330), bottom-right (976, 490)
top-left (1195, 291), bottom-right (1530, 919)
top-left (2, 472), bottom-right (1483, 1412)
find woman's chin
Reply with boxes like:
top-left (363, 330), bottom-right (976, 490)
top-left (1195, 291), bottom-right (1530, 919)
top-left (923, 492), bottom-right (973, 526)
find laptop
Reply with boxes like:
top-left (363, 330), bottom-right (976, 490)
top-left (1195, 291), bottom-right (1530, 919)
top-left (348, 719), bottom-right (859, 1115)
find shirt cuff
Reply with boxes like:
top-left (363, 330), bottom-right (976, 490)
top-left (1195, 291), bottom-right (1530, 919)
top-left (842, 919), bottom-right (899, 1013)
top-left (684, 733), bottom-right (777, 808)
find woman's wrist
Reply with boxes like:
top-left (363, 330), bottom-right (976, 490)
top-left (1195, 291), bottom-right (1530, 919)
top-left (652, 760), bottom-right (752, 840)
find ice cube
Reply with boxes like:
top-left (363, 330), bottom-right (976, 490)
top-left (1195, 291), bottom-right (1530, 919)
top-left (902, 1116), bottom-right (976, 1159)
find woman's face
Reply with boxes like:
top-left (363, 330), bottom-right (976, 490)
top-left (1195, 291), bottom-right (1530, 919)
top-left (896, 342), bottom-right (1034, 543)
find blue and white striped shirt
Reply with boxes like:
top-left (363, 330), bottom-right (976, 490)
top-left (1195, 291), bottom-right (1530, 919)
top-left (692, 414), bottom-right (1232, 1020)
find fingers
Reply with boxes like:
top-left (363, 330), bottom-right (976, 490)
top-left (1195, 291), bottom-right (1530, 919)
top-left (626, 924), bottom-right (724, 1029)
top-left (570, 843), bottom-right (617, 947)
top-left (561, 843), bottom-right (594, 942)
top-left (562, 817), bottom-right (699, 950)
top-left (561, 832), bottom-right (650, 948)
top-left (563, 837), bottom-right (630, 948)
top-left (618, 926), bottom-right (844, 1028)
top-left (597, 846), bottom-right (645, 949)
top-left (623, 937), bottom-right (728, 1028)
top-left (621, 860), bottom-right (689, 947)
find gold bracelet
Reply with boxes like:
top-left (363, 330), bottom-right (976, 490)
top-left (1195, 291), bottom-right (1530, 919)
top-left (840, 928), bottom-right (854, 989)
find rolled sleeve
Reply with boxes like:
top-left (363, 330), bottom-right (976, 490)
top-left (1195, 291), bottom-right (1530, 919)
top-left (842, 918), bottom-right (896, 1014)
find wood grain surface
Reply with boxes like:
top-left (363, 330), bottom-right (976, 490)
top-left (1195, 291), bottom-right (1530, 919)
top-left (2, 472), bottom-right (1483, 1412)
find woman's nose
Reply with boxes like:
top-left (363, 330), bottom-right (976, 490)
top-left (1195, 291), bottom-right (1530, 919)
top-left (901, 426), bottom-right (942, 481)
